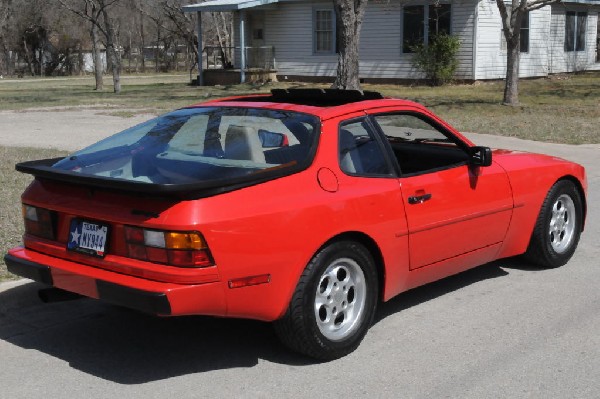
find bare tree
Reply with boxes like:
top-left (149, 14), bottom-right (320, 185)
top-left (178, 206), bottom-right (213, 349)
top-left (0, 0), bottom-right (14, 76)
top-left (332, 0), bottom-right (368, 90)
top-left (209, 12), bottom-right (233, 68)
top-left (496, 0), bottom-right (559, 105)
top-left (140, 1), bottom-right (200, 74)
top-left (58, 0), bottom-right (123, 93)
top-left (89, 4), bottom-right (104, 89)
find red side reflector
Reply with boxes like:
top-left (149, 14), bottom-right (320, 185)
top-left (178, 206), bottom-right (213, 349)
top-left (228, 274), bottom-right (271, 289)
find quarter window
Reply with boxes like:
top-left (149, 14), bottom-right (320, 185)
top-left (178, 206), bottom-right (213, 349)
top-left (565, 11), bottom-right (587, 52)
top-left (314, 9), bottom-right (335, 54)
top-left (338, 119), bottom-right (391, 176)
top-left (403, 3), bottom-right (451, 53)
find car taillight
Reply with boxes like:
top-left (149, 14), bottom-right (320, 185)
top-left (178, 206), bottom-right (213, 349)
top-left (22, 205), bottom-right (55, 240)
top-left (124, 226), bottom-right (214, 268)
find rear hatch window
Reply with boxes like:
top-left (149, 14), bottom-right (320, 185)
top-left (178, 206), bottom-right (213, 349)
top-left (19, 107), bottom-right (319, 197)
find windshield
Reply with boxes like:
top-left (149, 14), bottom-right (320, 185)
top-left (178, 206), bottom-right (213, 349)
top-left (52, 107), bottom-right (319, 185)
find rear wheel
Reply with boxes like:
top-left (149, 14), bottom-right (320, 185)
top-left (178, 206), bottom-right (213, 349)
top-left (525, 180), bottom-right (583, 268)
top-left (274, 241), bottom-right (378, 360)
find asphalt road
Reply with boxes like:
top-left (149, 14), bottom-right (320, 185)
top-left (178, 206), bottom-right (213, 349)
top-left (0, 114), bottom-right (598, 398)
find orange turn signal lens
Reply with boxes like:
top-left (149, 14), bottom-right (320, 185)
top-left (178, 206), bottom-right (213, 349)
top-left (165, 232), bottom-right (206, 250)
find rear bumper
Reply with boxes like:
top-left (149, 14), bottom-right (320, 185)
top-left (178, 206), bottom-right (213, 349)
top-left (5, 247), bottom-right (226, 317)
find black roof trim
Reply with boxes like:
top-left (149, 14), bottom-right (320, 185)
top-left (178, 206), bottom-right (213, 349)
top-left (233, 88), bottom-right (384, 106)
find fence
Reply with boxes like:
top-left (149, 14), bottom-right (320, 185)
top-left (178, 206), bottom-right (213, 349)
top-left (204, 46), bottom-right (275, 70)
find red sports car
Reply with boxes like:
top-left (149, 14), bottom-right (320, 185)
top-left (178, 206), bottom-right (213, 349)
top-left (5, 89), bottom-right (587, 360)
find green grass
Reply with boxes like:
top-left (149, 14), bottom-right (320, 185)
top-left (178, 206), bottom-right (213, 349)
top-left (0, 146), bottom-right (68, 281)
top-left (1, 72), bottom-right (599, 143)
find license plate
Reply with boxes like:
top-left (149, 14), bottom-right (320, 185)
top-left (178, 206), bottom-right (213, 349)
top-left (68, 219), bottom-right (109, 257)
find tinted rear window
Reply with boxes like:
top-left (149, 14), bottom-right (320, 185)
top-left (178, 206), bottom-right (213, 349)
top-left (52, 107), bottom-right (319, 185)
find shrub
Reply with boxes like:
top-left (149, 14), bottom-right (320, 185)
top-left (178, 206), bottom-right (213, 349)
top-left (411, 33), bottom-right (461, 86)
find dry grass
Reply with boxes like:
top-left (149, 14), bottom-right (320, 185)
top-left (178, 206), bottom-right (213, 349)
top-left (369, 73), bottom-right (600, 144)
top-left (0, 74), bottom-right (294, 114)
top-left (0, 146), bottom-right (68, 281)
top-left (1, 72), bottom-right (599, 143)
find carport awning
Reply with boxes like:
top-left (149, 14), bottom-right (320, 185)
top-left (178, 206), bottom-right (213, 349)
top-left (182, 0), bottom-right (281, 13)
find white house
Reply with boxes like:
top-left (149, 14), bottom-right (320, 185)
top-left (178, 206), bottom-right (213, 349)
top-left (183, 0), bottom-right (600, 83)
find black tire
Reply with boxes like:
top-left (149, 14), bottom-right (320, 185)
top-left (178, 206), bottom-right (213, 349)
top-left (524, 179), bottom-right (583, 268)
top-left (274, 241), bottom-right (378, 360)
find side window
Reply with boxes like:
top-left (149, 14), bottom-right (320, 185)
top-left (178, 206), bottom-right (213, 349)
top-left (338, 119), bottom-right (391, 176)
top-left (373, 113), bottom-right (468, 175)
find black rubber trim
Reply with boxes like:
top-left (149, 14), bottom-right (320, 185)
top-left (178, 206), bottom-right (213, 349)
top-left (4, 254), bottom-right (53, 285)
top-left (96, 280), bottom-right (171, 316)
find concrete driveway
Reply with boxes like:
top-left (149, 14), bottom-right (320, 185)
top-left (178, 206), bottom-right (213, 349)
top-left (0, 110), bottom-right (598, 398)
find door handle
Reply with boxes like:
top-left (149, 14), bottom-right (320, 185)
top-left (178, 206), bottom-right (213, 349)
top-left (408, 193), bottom-right (432, 204)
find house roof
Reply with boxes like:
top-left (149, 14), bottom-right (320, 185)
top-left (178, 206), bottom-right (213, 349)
top-left (182, 0), bottom-right (600, 12)
top-left (182, 0), bottom-right (280, 13)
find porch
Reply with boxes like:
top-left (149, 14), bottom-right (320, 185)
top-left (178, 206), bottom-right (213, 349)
top-left (183, 0), bottom-right (281, 86)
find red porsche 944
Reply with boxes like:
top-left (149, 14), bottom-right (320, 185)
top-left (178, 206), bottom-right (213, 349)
top-left (5, 89), bottom-right (587, 359)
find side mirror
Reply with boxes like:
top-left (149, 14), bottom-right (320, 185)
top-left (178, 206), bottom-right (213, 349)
top-left (469, 146), bottom-right (493, 167)
top-left (258, 130), bottom-right (287, 148)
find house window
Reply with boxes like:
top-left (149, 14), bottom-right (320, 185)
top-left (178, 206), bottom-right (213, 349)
top-left (314, 9), bottom-right (335, 54)
top-left (565, 11), bottom-right (587, 52)
top-left (500, 12), bottom-right (530, 53)
top-left (403, 3), bottom-right (451, 53)
top-left (520, 12), bottom-right (530, 52)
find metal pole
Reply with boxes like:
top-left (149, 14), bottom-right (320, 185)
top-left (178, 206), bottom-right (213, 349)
top-left (197, 11), bottom-right (203, 86)
top-left (240, 10), bottom-right (246, 83)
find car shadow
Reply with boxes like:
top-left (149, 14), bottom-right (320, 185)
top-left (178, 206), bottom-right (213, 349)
top-left (375, 257), bottom-right (539, 323)
top-left (0, 257), bottom-right (540, 383)
top-left (0, 282), bottom-right (313, 384)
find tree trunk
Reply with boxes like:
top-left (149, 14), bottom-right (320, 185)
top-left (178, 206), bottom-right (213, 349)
top-left (77, 44), bottom-right (84, 75)
top-left (22, 38), bottom-right (35, 76)
top-left (503, 39), bottom-right (520, 105)
top-left (332, 0), bottom-right (367, 90)
top-left (91, 24), bottom-right (103, 90)
top-left (212, 12), bottom-right (229, 68)
top-left (139, 1), bottom-right (145, 73)
top-left (155, 23), bottom-right (160, 73)
top-left (102, 8), bottom-right (121, 93)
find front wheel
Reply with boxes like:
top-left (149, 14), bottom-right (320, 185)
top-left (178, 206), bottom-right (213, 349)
top-left (274, 241), bottom-right (378, 360)
top-left (525, 180), bottom-right (583, 268)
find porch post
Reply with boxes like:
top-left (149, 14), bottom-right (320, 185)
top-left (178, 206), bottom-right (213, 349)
top-left (197, 11), bottom-right (203, 86)
top-left (240, 10), bottom-right (246, 83)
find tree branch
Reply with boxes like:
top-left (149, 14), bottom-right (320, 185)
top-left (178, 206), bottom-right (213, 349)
top-left (524, 0), bottom-right (559, 12)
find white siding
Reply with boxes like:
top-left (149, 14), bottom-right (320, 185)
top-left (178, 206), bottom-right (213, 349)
top-left (474, 2), bottom-right (551, 79)
top-left (230, 0), bottom-right (599, 80)
top-left (240, 0), bottom-right (476, 80)
top-left (549, 5), bottom-right (600, 73)
top-left (263, 1), bottom-right (337, 76)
